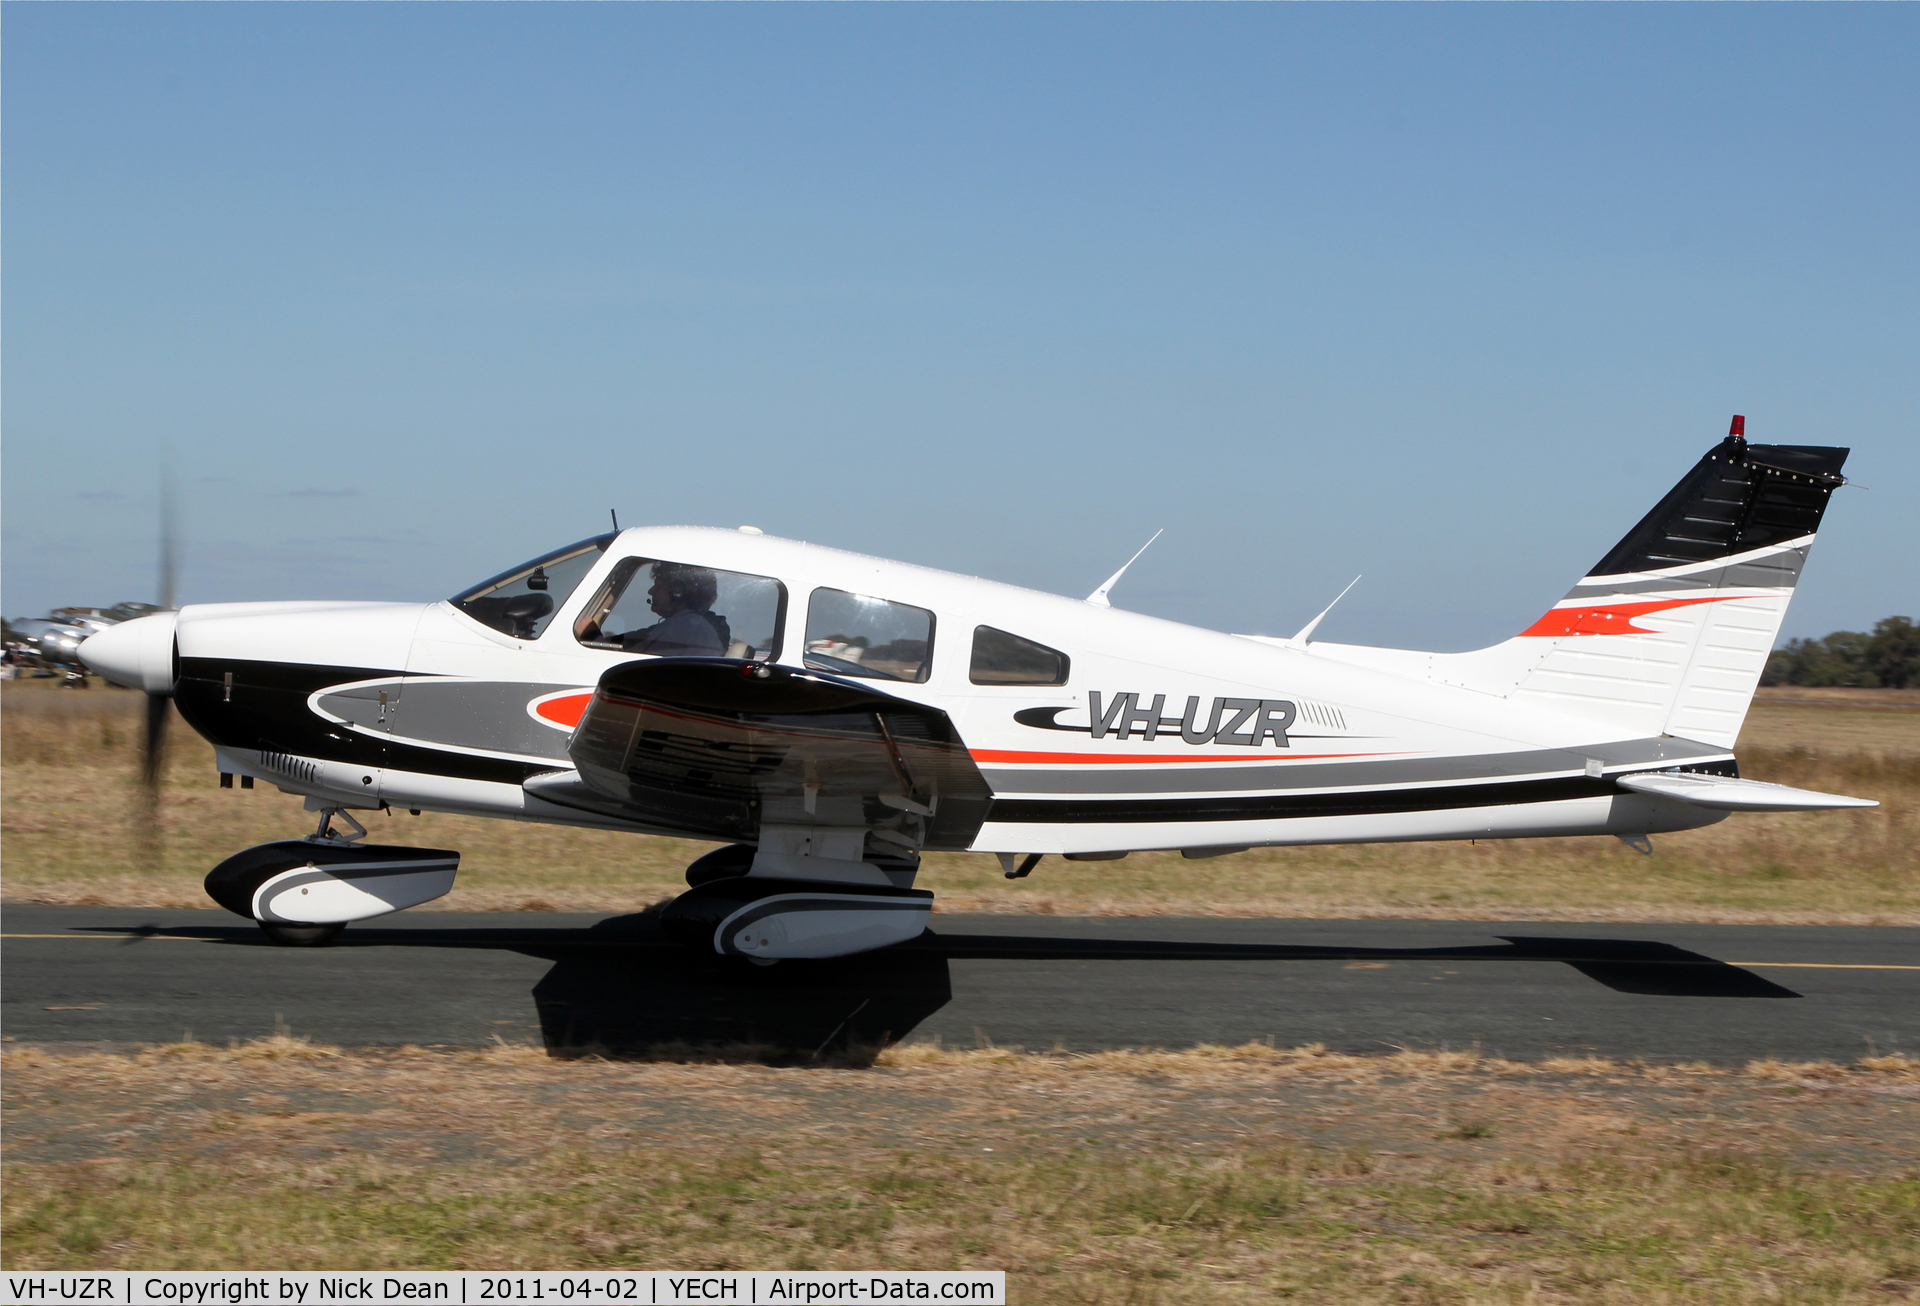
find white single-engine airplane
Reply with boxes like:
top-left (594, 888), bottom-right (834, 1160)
top-left (82, 419), bottom-right (1875, 956)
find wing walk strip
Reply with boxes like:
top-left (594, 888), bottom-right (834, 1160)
top-left (3, 935), bottom-right (1914, 969)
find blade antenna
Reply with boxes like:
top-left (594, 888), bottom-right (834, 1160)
top-left (1286, 576), bottom-right (1361, 648)
top-left (1085, 529), bottom-right (1164, 607)
top-left (610, 508), bottom-right (619, 532)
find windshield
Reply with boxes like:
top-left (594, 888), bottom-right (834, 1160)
top-left (451, 534), bottom-right (615, 640)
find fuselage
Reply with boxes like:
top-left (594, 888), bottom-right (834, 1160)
top-left (160, 524), bottom-right (1729, 857)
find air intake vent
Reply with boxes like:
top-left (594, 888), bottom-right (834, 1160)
top-left (1295, 700), bottom-right (1348, 731)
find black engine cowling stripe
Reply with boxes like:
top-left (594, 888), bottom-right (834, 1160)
top-left (176, 657), bottom-right (544, 786)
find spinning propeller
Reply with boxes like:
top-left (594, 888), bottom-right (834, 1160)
top-left (77, 472), bottom-right (183, 843)
top-left (142, 474), bottom-right (177, 793)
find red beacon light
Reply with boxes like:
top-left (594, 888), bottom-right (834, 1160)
top-left (1729, 415), bottom-right (1745, 437)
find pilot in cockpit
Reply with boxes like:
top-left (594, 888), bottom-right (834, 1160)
top-left (616, 562), bottom-right (731, 656)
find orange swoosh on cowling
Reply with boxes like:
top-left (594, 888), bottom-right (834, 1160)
top-left (1518, 595), bottom-right (1742, 638)
top-left (533, 692), bottom-right (593, 727)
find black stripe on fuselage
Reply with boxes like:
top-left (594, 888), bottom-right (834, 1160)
top-left (987, 773), bottom-right (1646, 824)
top-left (175, 657), bottom-right (547, 787)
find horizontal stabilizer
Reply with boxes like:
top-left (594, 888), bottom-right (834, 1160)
top-left (1615, 771), bottom-right (1878, 812)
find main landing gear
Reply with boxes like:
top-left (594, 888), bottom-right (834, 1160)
top-left (660, 843), bottom-right (933, 964)
top-left (203, 806), bottom-right (461, 947)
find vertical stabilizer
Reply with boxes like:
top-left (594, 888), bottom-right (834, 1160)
top-left (1309, 421), bottom-right (1855, 748)
top-left (1498, 422), bottom-right (1849, 747)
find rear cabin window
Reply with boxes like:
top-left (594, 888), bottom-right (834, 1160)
top-left (575, 558), bottom-right (785, 661)
top-left (452, 535), bottom-right (615, 640)
top-left (970, 626), bottom-right (1070, 685)
top-left (804, 589), bottom-right (935, 683)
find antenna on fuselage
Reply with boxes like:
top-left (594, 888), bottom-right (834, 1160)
top-left (610, 508), bottom-right (619, 532)
top-left (1286, 576), bottom-right (1361, 647)
top-left (1085, 529), bottom-right (1164, 607)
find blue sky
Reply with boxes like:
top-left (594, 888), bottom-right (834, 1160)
top-left (5, 4), bottom-right (1914, 650)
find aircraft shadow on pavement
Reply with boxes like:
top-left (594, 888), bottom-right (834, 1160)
top-left (522, 911), bottom-right (952, 1057)
top-left (90, 915), bottom-right (1797, 1056)
top-left (916, 931), bottom-right (1802, 1001)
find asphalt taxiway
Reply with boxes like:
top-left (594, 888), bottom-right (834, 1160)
top-left (4, 904), bottom-right (1915, 1062)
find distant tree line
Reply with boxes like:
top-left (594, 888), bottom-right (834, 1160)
top-left (1763, 616), bottom-right (1919, 688)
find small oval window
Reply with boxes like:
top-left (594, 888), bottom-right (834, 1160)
top-left (970, 626), bottom-right (1069, 686)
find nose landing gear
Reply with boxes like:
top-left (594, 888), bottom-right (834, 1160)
top-left (203, 806), bottom-right (461, 947)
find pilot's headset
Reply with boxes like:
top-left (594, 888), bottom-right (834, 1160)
top-left (652, 562), bottom-right (720, 611)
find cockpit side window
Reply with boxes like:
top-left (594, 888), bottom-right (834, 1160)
top-left (805, 589), bottom-right (935, 683)
top-left (970, 626), bottom-right (1070, 686)
top-left (575, 558), bottom-right (786, 661)
top-left (452, 535), bottom-right (615, 641)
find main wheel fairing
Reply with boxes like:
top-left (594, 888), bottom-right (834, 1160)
top-left (661, 875), bottom-right (934, 960)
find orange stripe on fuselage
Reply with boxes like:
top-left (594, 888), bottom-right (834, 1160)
top-left (550, 693), bottom-right (1394, 767)
top-left (970, 749), bottom-right (1401, 766)
top-left (1517, 595), bottom-right (1741, 638)
top-left (533, 693), bottom-right (593, 727)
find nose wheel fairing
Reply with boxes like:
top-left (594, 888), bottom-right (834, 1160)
top-left (205, 840), bottom-right (461, 927)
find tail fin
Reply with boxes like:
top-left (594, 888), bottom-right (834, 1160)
top-left (1309, 420), bottom-right (1853, 747)
top-left (1497, 419), bottom-right (1848, 747)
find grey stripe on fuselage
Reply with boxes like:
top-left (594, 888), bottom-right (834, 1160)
top-left (1565, 549), bottom-right (1807, 598)
top-left (317, 679), bottom-right (579, 762)
top-left (979, 736), bottom-right (1731, 796)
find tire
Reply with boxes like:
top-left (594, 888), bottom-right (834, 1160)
top-left (257, 921), bottom-right (346, 947)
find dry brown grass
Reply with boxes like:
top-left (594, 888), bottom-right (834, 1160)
top-left (5, 1039), bottom-right (1918, 1294)
top-left (8, 1036), bottom-right (1918, 1082)
top-left (5, 680), bottom-right (1916, 923)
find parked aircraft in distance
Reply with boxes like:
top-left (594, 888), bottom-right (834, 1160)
top-left (7, 603), bottom-right (162, 673)
top-left (82, 418), bottom-right (1875, 957)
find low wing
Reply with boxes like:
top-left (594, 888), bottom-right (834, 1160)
top-left (1616, 770), bottom-right (1878, 812)
top-left (525, 657), bottom-right (993, 853)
